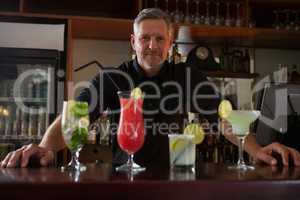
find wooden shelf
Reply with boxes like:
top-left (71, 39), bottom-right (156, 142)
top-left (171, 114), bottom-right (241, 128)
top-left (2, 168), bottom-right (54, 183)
top-left (175, 24), bottom-right (300, 49)
top-left (201, 70), bottom-right (259, 79)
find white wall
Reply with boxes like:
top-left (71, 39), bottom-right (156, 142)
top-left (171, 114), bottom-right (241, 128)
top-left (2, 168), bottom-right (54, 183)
top-left (72, 39), bottom-right (131, 83)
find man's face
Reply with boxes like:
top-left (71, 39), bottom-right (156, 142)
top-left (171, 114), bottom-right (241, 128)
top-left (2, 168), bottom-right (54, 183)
top-left (131, 19), bottom-right (172, 73)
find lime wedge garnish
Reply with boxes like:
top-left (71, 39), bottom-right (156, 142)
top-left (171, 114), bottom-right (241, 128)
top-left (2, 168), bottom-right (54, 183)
top-left (184, 123), bottom-right (205, 144)
top-left (70, 101), bottom-right (89, 118)
top-left (218, 100), bottom-right (232, 119)
top-left (130, 87), bottom-right (143, 100)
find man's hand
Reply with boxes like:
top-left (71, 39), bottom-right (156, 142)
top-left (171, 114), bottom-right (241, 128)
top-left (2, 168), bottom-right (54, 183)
top-left (0, 144), bottom-right (54, 168)
top-left (253, 142), bottom-right (300, 166)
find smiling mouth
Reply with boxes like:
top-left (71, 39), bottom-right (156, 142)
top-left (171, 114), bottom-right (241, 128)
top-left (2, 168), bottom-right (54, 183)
top-left (145, 53), bottom-right (161, 57)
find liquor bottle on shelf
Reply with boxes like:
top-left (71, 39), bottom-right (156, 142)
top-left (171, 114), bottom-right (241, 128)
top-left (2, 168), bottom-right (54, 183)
top-left (3, 105), bottom-right (13, 136)
top-left (232, 49), bottom-right (243, 73)
top-left (243, 49), bottom-right (250, 73)
top-left (13, 107), bottom-right (21, 136)
top-left (219, 48), bottom-right (225, 71)
top-left (0, 106), bottom-right (5, 135)
top-left (21, 108), bottom-right (28, 137)
top-left (290, 64), bottom-right (300, 83)
top-left (28, 107), bottom-right (38, 138)
top-left (169, 43), bottom-right (182, 64)
top-left (37, 107), bottom-right (46, 137)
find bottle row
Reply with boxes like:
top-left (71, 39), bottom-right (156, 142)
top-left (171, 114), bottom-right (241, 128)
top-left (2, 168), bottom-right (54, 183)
top-left (0, 105), bottom-right (48, 139)
top-left (147, 0), bottom-right (247, 27)
top-left (273, 9), bottom-right (300, 31)
top-left (0, 77), bottom-right (48, 99)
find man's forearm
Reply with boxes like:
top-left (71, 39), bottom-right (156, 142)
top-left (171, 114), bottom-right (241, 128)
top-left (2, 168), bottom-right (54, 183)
top-left (39, 115), bottom-right (66, 152)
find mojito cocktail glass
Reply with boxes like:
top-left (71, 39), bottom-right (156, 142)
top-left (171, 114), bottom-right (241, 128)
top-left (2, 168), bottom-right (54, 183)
top-left (61, 100), bottom-right (89, 171)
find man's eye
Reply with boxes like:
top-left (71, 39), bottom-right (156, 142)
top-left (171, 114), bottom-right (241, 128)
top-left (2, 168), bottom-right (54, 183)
top-left (156, 37), bottom-right (165, 43)
top-left (140, 37), bottom-right (150, 42)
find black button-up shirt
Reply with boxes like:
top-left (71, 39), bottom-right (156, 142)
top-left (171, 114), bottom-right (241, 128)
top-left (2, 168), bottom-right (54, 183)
top-left (77, 58), bottom-right (220, 167)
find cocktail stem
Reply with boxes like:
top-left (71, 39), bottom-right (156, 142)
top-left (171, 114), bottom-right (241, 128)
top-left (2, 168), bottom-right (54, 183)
top-left (127, 154), bottom-right (134, 168)
top-left (237, 136), bottom-right (246, 166)
top-left (69, 150), bottom-right (80, 168)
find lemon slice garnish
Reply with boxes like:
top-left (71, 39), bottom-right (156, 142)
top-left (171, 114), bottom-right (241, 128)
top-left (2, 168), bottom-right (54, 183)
top-left (130, 87), bottom-right (143, 100)
top-left (170, 137), bottom-right (189, 152)
top-left (218, 100), bottom-right (232, 119)
top-left (184, 123), bottom-right (205, 144)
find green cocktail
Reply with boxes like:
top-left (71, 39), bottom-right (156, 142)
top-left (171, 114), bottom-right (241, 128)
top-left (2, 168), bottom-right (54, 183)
top-left (61, 100), bottom-right (89, 171)
top-left (227, 110), bottom-right (260, 170)
top-left (219, 100), bottom-right (261, 170)
top-left (227, 110), bottom-right (260, 137)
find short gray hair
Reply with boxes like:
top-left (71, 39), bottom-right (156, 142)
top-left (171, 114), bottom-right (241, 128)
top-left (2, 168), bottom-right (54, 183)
top-left (133, 8), bottom-right (172, 35)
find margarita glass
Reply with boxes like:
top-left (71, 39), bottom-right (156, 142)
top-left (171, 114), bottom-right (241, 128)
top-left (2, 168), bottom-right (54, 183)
top-left (226, 110), bottom-right (261, 170)
top-left (116, 91), bottom-right (146, 173)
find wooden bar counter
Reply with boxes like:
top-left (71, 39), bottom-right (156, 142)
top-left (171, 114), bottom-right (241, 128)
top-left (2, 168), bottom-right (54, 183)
top-left (1, 163), bottom-right (300, 200)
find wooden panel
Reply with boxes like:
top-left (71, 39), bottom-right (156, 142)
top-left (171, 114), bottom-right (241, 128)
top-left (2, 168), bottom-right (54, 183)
top-left (250, 0), bottom-right (300, 5)
top-left (174, 24), bottom-right (300, 49)
top-left (253, 28), bottom-right (300, 49)
top-left (71, 17), bottom-right (133, 40)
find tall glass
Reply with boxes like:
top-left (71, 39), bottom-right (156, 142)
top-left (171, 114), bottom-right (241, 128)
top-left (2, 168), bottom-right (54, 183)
top-left (61, 100), bottom-right (90, 171)
top-left (294, 11), bottom-right (300, 31)
top-left (225, 1), bottom-right (231, 26)
top-left (173, 0), bottom-right (183, 23)
top-left (184, 0), bottom-right (192, 24)
top-left (235, 2), bottom-right (242, 27)
top-left (226, 110), bottom-right (260, 170)
top-left (193, 0), bottom-right (201, 24)
top-left (273, 10), bottom-right (281, 30)
top-left (165, 0), bottom-right (170, 15)
top-left (116, 91), bottom-right (146, 172)
top-left (204, 0), bottom-right (211, 25)
top-left (215, 1), bottom-right (221, 26)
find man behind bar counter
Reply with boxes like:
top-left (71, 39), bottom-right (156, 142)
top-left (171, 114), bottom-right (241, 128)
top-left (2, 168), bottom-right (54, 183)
top-left (1, 8), bottom-right (300, 168)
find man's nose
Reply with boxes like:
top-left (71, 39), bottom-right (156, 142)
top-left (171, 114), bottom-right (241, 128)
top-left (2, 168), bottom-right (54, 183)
top-left (148, 38), bottom-right (158, 49)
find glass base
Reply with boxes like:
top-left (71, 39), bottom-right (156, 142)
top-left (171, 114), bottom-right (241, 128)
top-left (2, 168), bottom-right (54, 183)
top-left (171, 165), bottom-right (195, 173)
top-left (61, 163), bottom-right (87, 172)
top-left (228, 164), bottom-right (255, 171)
top-left (115, 161), bottom-right (146, 173)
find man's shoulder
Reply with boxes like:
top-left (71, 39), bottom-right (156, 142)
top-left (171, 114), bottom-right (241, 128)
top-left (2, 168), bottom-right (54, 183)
top-left (117, 59), bottom-right (134, 72)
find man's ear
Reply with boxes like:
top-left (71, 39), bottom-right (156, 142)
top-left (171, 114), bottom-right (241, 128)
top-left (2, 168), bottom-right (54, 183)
top-left (130, 34), bottom-right (136, 51)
